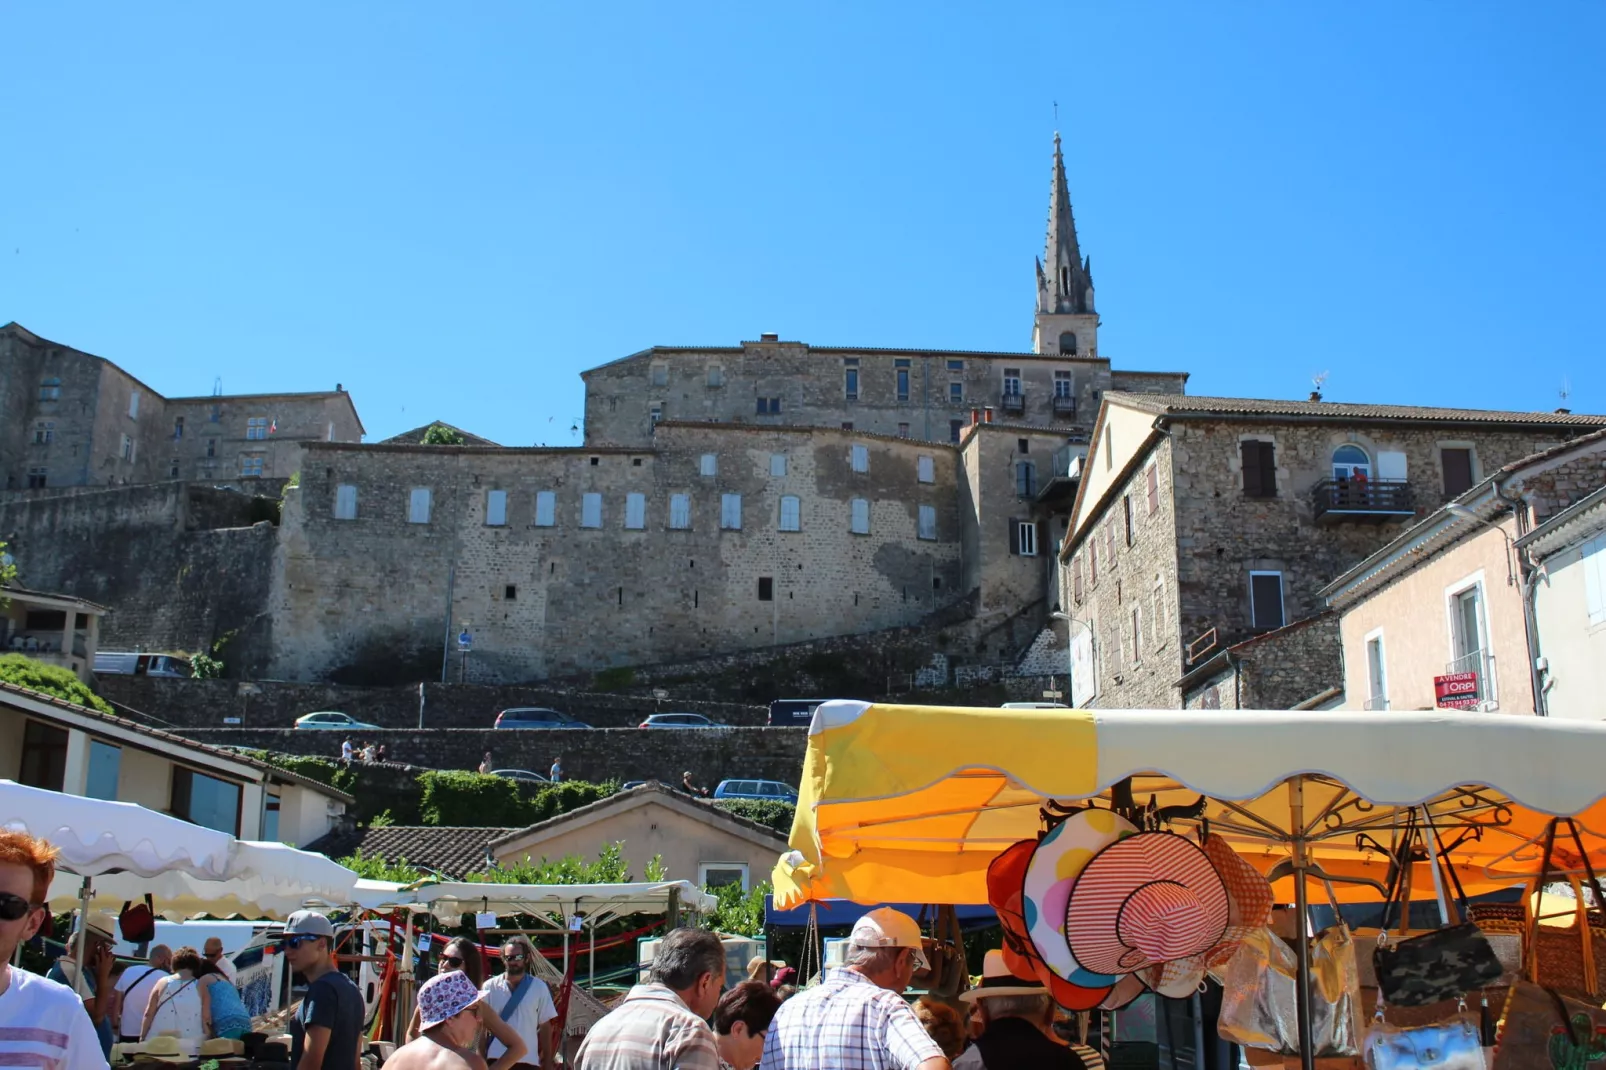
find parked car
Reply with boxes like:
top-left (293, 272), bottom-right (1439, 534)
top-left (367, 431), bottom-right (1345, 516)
top-left (294, 711), bottom-right (382, 730)
top-left (714, 779), bottom-right (799, 803)
top-left (1000, 702), bottom-right (1070, 709)
top-left (767, 698), bottom-right (828, 727)
top-left (493, 707), bottom-right (592, 729)
top-left (622, 780), bottom-right (649, 790)
top-left (638, 713), bottom-right (725, 729)
top-left (491, 768), bottom-right (548, 784)
top-left (94, 651), bottom-right (192, 677)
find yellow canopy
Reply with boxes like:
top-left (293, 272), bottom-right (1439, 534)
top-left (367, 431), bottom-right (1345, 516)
top-left (771, 703), bottom-right (1606, 909)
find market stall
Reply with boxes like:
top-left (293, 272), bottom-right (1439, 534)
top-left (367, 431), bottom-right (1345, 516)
top-left (771, 703), bottom-right (1606, 1069)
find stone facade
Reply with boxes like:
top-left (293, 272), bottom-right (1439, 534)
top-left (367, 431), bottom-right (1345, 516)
top-left (0, 322), bottom-right (363, 490)
top-left (1179, 613), bottom-right (1342, 710)
top-left (1063, 393), bottom-right (1606, 709)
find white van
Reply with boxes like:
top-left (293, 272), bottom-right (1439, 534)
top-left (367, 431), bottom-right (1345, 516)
top-left (93, 652), bottom-right (192, 678)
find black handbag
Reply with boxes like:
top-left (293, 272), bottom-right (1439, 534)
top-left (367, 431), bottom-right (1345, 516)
top-left (1373, 923), bottom-right (1504, 1007)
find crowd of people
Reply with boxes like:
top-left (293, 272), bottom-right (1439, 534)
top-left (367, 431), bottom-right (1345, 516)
top-left (341, 738), bottom-right (388, 764)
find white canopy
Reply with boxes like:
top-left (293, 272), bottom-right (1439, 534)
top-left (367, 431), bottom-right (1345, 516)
top-left (402, 880), bottom-right (717, 921)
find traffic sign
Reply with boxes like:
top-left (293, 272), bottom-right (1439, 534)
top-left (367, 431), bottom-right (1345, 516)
top-left (457, 630), bottom-right (472, 650)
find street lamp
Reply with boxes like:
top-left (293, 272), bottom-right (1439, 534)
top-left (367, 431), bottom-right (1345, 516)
top-left (1050, 610), bottom-right (1097, 706)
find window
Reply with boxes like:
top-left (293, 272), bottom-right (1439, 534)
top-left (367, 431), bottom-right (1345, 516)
top-left (1450, 584), bottom-right (1484, 664)
top-left (1106, 517), bottom-right (1117, 563)
top-left (756, 397), bottom-right (780, 415)
top-left (241, 455), bottom-right (264, 477)
top-left (1333, 444), bottom-right (1370, 481)
top-left (1016, 461), bottom-right (1037, 497)
top-left (1019, 438), bottom-right (1029, 454)
top-left (700, 453), bottom-right (718, 477)
top-left (1123, 495), bottom-right (1134, 545)
top-left (720, 493), bottom-right (742, 530)
top-left (1146, 464), bottom-right (1160, 515)
top-left (121, 434), bottom-right (135, 462)
top-left (1011, 518), bottom-right (1038, 556)
top-left (171, 767), bottom-right (241, 834)
top-left (949, 381), bottom-right (963, 403)
top-left (169, 460), bottom-right (180, 479)
top-left (1365, 631), bottom-right (1388, 710)
top-left (757, 578), bottom-right (773, 602)
top-left (128, 391), bottom-right (140, 419)
top-left (841, 422), bottom-right (853, 431)
top-left (1059, 332), bottom-right (1077, 355)
top-left (669, 493), bottom-right (691, 530)
top-left (486, 490), bottom-right (508, 526)
top-left (504, 584), bottom-right (518, 600)
top-left (535, 490), bottom-right (556, 527)
top-left (850, 444), bottom-right (869, 473)
top-left (86, 741), bottom-right (121, 800)
top-left (707, 365), bottom-right (724, 387)
top-left (174, 416), bottom-right (185, 440)
top-left (409, 487), bottom-right (432, 523)
top-left (1241, 440), bottom-right (1277, 498)
top-left (917, 456), bottom-right (935, 483)
top-left (26, 467), bottom-right (46, 489)
top-left (19, 721), bottom-right (68, 791)
top-left (1003, 368), bottom-right (1022, 396)
top-left (1442, 448), bottom-right (1475, 496)
top-left (898, 422), bottom-right (910, 438)
top-left (334, 484), bottom-right (358, 520)
top-left (1054, 370), bottom-right (1073, 397)
top-left (1130, 605), bottom-right (1142, 664)
top-left (844, 359), bottom-right (859, 401)
top-left (1073, 557), bottom-right (1084, 602)
top-left (949, 419), bottom-right (963, 443)
top-left (38, 378), bottom-right (61, 402)
top-left (650, 404), bottom-right (663, 425)
top-left (779, 495), bottom-right (801, 531)
top-left (625, 492), bottom-right (646, 529)
top-left (850, 498), bottom-right (870, 534)
top-left (1152, 576), bottom-right (1166, 641)
top-left (581, 492), bottom-right (603, 528)
top-left (1249, 571), bottom-right (1285, 630)
top-left (262, 793), bottom-right (281, 842)
top-left (1104, 424), bottom-right (1113, 470)
top-left (33, 421), bottom-right (53, 445)
top-left (699, 861), bottom-right (750, 891)
top-left (246, 417), bottom-right (268, 440)
top-left (650, 362), bottom-right (668, 387)
top-left (896, 360), bottom-right (911, 402)
top-left (770, 453), bottom-right (787, 477)
top-left (918, 504), bottom-right (937, 541)
top-left (206, 438), bottom-right (216, 458)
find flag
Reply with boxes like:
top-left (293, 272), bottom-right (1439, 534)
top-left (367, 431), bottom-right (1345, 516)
top-left (269, 419), bottom-right (277, 435)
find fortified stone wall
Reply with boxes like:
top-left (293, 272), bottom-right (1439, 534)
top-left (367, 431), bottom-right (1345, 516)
top-left (0, 483), bottom-right (280, 674)
top-left (179, 726), bottom-right (811, 786)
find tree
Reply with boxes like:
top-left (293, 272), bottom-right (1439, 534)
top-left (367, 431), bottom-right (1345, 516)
top-left (0, 654), bottom-right (114, 713)
top-left (420, 423), bottom-right (466, 446)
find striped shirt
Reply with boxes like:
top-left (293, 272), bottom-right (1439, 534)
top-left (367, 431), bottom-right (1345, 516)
top-left (0, 965), bottom-right (109, 1070)
top-left (760, 969), bottom-right (943, 1070)
top-left (573, 983), bottom-right (720, 1070)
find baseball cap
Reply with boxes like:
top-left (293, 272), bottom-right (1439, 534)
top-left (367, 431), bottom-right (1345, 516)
top-left (278, 910), bottom-right (335, 940)
top-left (849, 908), bottom-right (930, 971)
top-left (418, 970), bottom-right (483, 1029)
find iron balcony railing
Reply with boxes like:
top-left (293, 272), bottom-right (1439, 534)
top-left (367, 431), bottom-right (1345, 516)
top-left (1444, 648), bottom-right (1498, 711)
top-left (1050, 443), bottom-right (1088, 481)
top-left (1000, 392), bottom-right (1025, 413)
top-left (1311, 478), bottom-right (1415, 521)
top-left (1053, 395), bottom-right (1078, 417)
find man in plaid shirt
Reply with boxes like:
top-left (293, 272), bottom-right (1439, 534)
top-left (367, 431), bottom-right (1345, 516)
top-left (760, 909), bottom-right (950, 1070)
top-left (576, 928), bottom-right (725, 1070)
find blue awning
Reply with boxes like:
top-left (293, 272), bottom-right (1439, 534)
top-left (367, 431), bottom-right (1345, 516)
top-left (763, 896), bottom-right (998, 931)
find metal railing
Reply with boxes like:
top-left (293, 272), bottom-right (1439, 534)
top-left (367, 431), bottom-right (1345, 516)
top-left (1312, 478), bottom-right (1415, 520)
top-left (1050, 443), bottom-right (1088, 480)
top-left (1000, 393), bottom-right (1025, 413)
top-left (1186, 627), bottom-right (1218, 664)
top-left (1053, 395), bottom-right (1078, 417)
top-left (1443, 649), bottom-right (1499, 710)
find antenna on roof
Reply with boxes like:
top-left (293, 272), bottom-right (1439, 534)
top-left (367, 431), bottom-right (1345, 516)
top-left (1309, 371), bottom-right (1329, 403)
top-left (1560, 377), bottom-right (1572, 406)
top-left (212, 377), bottom-right (223, 397)
top-left (1053, 100), bottom-right (1059, 126)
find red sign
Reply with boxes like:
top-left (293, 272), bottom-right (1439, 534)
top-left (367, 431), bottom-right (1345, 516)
top-left (1434, 671), bottom-right (1480, 710)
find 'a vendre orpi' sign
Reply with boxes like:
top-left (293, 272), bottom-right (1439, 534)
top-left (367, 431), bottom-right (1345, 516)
top-left (1434, 671), bottom-right (1480, 710)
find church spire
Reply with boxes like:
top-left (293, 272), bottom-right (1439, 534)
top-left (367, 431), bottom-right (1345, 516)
top-left (1036, 132), bottom-right (1094, 316)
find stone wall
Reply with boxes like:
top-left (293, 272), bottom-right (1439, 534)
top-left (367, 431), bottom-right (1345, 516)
top-left (179, 726), bottom-right (810, 786)
top-left (0, 482), bottom-right (280, 674)
top-left (1181, 612), bottom-right (1342, 710)
top-left (1514, 447), bottom-right (1606, 524)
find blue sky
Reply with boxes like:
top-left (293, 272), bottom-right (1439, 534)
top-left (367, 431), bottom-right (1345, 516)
top-left (3, 3), bottom-right (1601, 445)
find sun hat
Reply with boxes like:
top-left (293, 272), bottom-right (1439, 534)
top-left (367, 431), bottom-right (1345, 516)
top-left (959, 949), bottom-right (1047, 1003)
top-left (418, 969), bottom-right (483, 1029)
top-left (986, 835), bottom-right (1111, 1011)
top-left (849, 908), bottom-right (930, 971)
top-left (1064, 830), bottom-right (1229, 976)
top-left (73, 911), bottom-right (117, 943)
top-left (1022, 809), bottom-right (1135, 987)
top-left (1200, 832), bottom-right (1275, 977)
top-left (138, 1037), bottom-right (187, 1061)
top-left (200, 1040), bottom-right (245, 1057)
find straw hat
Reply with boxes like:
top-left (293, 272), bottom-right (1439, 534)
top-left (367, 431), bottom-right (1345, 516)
top-left (1064, 831), bottom-right (1229, 976)
top-left (1022, 809), bottom-right (1135, 986)
top-left (959, 949), bottom-right (1047, 1003)
top-left (200, 1039), bottom-right (245, 1057)
top-left (137, 1037), bottom-right (186, 1062)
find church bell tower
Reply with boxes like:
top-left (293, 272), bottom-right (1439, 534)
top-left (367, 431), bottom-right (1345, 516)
top-left (1032, 133), bottom-right (1099, 357)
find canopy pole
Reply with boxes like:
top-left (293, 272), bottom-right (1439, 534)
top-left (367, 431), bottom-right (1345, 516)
top-left (72, 876), bottom-right (91, 998)
top-left (396, 912), bottom-right (416, 1043)
top-left (588, 917), bottom-right (596, 992)
top-left (1419, 807), bottom-right (1453, 927)
top-left (1287, 776), bottom-right (1315, 1070)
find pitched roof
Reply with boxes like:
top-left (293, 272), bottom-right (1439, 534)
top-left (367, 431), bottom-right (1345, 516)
top-left (490, 782), bottom-right (788, 853)
top-left (1106, 392), bottom-right (1606, 428)
top-left (378, 422), bottom-right (501, 448)
top-left (304, 825), bottom-right (517, 878)
top-left (2, 585), bottom-right (111, 613)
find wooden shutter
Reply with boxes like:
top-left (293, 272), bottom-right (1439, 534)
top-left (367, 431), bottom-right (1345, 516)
top-left (1251, 573), bottom-right (1285, 630)
top-left (1009, 517), bottom-right (1020, 555)
top-left (1073, 558), bottom-right (1084, 602)
top-left (1442, 449), bottom-right (1474, 496)
top-left (1146, 465), bottom-right (1159, 515)
top-left (1241, 441), bottom-right (1261, 495)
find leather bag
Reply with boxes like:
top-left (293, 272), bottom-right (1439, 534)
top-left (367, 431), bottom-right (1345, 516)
top-left (1490, 980), bottom-right (1606, 1069)
top-left (1373, 924), bottom-right (1504, 1008)
top-left (1362, 1000), bottom-right (1485, 1070)
top-left (119, 894), bottom-right (156, 944)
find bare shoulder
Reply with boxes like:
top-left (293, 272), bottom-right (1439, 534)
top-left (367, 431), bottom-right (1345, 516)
top-left (457, 1050), bottom-right (488, 1070)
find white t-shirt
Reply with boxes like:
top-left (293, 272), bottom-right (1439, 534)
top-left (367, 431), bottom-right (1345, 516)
top-left (0, 965), bottom-right (110, 1070)
top-left (479, 972), bottom-right (557, 1061)
top-left (113, 964), bottom-right (166, 1038)
top-left (209, 956), bottom-right (237, 984)
top-left (341, 741), bottom-right (353, 760)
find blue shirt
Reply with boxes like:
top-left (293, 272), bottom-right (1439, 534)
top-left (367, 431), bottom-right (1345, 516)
top-left (46, 960), bottom-right (115, 1058)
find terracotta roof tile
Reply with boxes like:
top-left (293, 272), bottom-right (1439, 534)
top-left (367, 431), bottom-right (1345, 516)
top-left (305, 826), bottom-right (517, 878)
top-left (1108, 393), bottom-right (1606, 427)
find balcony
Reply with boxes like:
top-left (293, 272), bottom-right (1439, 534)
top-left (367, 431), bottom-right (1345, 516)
top-left (1000, 392), bottom-right (1025, 414)
top-left (1443, 649), bottom-right (1498, 710)
top-left (1311, 478), bottom-right (1416, 523)
top-left (1053, 395), bottom-right (1077, 418)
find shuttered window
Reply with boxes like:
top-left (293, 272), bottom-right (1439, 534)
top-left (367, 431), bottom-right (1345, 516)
top-left (485, 490), bottom-right (508, 526)
top-left (1073, 557), bottom-right (1084, 603)
top-left (779, 496), bottom-right (801, 532)
top-left (408, 488), bottom-right (432, 524)
top-left (581, 493), bottom-right (602, 528)
top-left (1250, 571), bottom-right (1285, 630)
top-left (770, 453), bottom-right (787, 477)
top-left (700, 454), bottom-right (717, 477)
top-left (918, 505), bottom-right (937, 541)
top-left (851, 444), bottom-right (869, 473)
top-left (850, 498), bottom-right (870, 534)
top-left (334, 484), bottom-right (357, 520)
top-left (1442, 448), bottom-right (1474, 496)
top-left (624, 492), bottom-right (646, 529)
top-left (534, 491), bottom-right (556, 527)
top-left (1241, 440), bottom-right (1277, 498)
top-left (669, 493), bottom-right (691, 530)
top-left (917, 456), bottom-right (935, 483)
top-left (1583, 536), bottom-right (1606, 627)
top-left (1146, 464), bottom-right (1160, 515)
top-left (720, 493), bottom-right (742, 530)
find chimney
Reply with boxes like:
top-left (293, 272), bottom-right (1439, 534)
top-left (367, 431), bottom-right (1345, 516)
top-left (1556, 407), bottom-right (1572, 415)
top-left (983, 407), bottom-right (994, 423)
top-left (336, 383), bottom-right (343, 392)
top-left (759, 332), bottom-right (779, 343)
top-left (970, 407), bottom-right (981, 426)
top-left (1309, 390), bottom-right (1323, 403)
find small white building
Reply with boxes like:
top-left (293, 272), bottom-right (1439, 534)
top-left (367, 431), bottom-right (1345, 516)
top-left (0, 681), bottom-right (351, 845)
top-left (1, 585), bottom-right (106, 683)
top-left (1518, 485), bottom-right (1606, 720)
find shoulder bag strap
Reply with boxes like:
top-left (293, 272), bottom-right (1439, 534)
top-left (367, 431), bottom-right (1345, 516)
top-left (151, 978), bottom-right (197, 1022)
top-left (497, 974), bottom-right (533, 1022)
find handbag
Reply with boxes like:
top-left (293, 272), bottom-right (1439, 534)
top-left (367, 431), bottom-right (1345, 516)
top-left (1374, 925), bottom-right (1504, 1007)
top-left (1363, 998), bottom-right (1485, 1070)
top-left (1218, 884), bottom-right (1362, 1057)
top-left (120, 894), bottom-right (156, 944)
top-left (1490, 980), bottom-right (1606, 1069)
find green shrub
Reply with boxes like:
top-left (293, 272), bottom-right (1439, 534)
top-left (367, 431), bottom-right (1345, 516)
top-left (592, 666), bottom-right (636, 691)
top-left (419, 770), bottom-right (529, 826)
top-left (469, 841), bottom-right (634, 884)
top-left (713, 798), bottom-right (796, 837)
top-left (249, 752), bottom-right (356, 794)
top-left (0, 654), bottom-right (113, 713)
top-left (420, 424), bottom-right (466, 446)
top-left (704, 880), bottom-right (768, 936)
top-left (338, 849), bottom-right (426, 882)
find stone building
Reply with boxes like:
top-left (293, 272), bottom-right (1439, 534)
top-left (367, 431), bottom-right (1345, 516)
top-left (1059, 393), bottom-right (1606, 710)
top-left (0, 321), bottom-right (364, 490)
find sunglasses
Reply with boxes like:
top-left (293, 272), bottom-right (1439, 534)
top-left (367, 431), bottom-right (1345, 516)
top-left (504, 954), bottom-right (527, 964)
top-left (441, 955), bottom-right (464, 968)
top-left (280, 935), bottom-right (321, 950)
top-left (0, 893), bottom-right (39, 922)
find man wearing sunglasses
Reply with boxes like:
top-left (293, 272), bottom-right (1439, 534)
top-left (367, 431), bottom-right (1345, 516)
top-left (0, 829), bottom-right (108, 1070)
top-left (279, 911), bottom-right (363, 1070)
top-left (478, 937), bottom-right (556, 1070)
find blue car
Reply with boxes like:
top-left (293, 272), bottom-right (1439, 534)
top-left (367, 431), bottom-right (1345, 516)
top-left (713, 779), bottom-right (798, 803)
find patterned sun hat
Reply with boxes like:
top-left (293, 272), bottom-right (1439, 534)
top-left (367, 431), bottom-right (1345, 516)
top-left (1022, 809), bottom-right (1136, 987)
top-left (418, 969), bottom-right (483, 1029)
